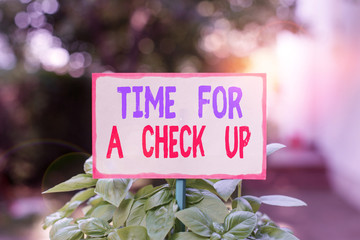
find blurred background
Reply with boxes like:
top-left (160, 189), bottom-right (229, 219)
top-left (0, 0), bottom-right (360, 239)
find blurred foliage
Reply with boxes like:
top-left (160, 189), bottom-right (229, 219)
top-left (0, 0), bottom-right (296, 188)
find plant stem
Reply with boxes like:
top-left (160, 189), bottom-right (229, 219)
top-left (237, 180), bottom-right (242, 198)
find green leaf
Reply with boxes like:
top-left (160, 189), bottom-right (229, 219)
top-left (43, 188), bottom-right (96, 229)
top-left (126, 199), bottom-right (146, 226)
top-left (113, 198), bottom-right (134, 228)
top-left (187, 179), bottom-right (218, 196)
top-left (95, 179), bottom-right (133, 207)
top-left (146, 200), bottom-right (176, 240)
top-left (135, 184), bottom-right (168, 199)
top-left (210, 222), bottom-right (224, 234)
top-left (84, 157), bottom-right (93, 174)
top-left (50, 218), bottom-right (83, 240)
top-left (88, 203), bottom-right (116, 221)
top-left (260, 195), bottom-right (307, 207)
top-left (134, 184), bottom-right (154, 199)
top-left (224, 211), bottom-right (257, 239)
top-left (78, 217), bottom-right (111, 238)
top-left (50, 217), bottom-right (73, 237)
top-left (171, 232), bottom-right (209, 240)
top-left (166, 179), bottom-right (176, 188)
top-left (175, 207), bottom-right (212, 237)
top-left (108, 226), bottom-right (150, 240)
top-left (87, 195), bottom-right (103, 206)
top-left (242, 195), bottom-right (261, 213)
top-left (210, 232), bottom-right (222, 240)
top-left (232, 197), bottom-right (253, 212)
top-left (266, 143), bottom-right (286, 156)
top-left (186, 188), bottom-right (204, 205)
top-left (43, 211), bottom-right (66, 229)
top-left (188, 190), bottom-right (228, 223)
top-left (144, 188), bottom-right (173, 211)
top-left (256, 226), bottom-right (299, 240)
top-left (213, 179), bottom-right (241, 201)
top-left (43, 174), bottom-right (97, 193)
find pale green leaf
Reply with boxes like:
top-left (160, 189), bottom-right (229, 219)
top-left (113, 198), bottom-right (134, 228)
top-left (224, 211), bottom-right (257, 238)
top-left (84, 157), bottom-right (93, 174)
top-left (78, 217), bottom-right (111, 238)
top-left (43, 211), bottom-right (65, 229)
top-left (260, 195), bottom-right (307, 207)
top-left (95, 179), bottom-right (133, 207)
top-left (214, 179), bottom-right (241, 201)
top-left (43, 174), bottom-right (97, 193)
top-left (50, 218), bottom-right (83, 240)
top-left (266, 143), bottom-right (286, 156)
top-left (146, 201), bottom-right (176, 240)
top-left (49, 217), bottom-right (73, 237)
top-left (175, 207), bottom-right (212, 237)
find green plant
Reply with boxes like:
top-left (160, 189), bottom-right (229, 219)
top-left (43, 144), bottom-right (306, 240)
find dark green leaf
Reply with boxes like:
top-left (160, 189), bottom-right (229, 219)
top-left (83, 157), bottom-right (93, 174)
top-left (213, 179), bottom-right (241, 201)
top-left (242, 195), bottom-right (262, 213)
top-left (186, 188), bottom-right (204, 205)
top-left (188, 190), bottom-right (228, 223)
top-left (108, 226), bottom-right (150, 240)
top-left (126, 199), bottom-right (146, 226)
top-left (224, 211), bottom-right (257, 239)
top-left (146, 201), bottom-right (176, 240)
top-left (144, 188), bottom-right (173, 211)
top-left (95, 179), bottom-right (133, 207)
top-left (78, 217), bottom-right (111, 238)
top-left (43, 174), bottom-right (97, 193)
top-left (113, 198), bottom-right (134, 228)
top-left (266, 143), bottom-right (286, 156)
top-left (232, 197), bottom-right (253, 212)
top-left (260, 195), bottom-right (307, 207)
top-left (256, 226), bottom-right (299, 240)
top-left (171, 232), bottom-right (209, 240)
top-left (175, 207), bottom-right (212, 237)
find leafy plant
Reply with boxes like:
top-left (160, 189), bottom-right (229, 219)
top-left (43, 143), bottom-right (306, 240)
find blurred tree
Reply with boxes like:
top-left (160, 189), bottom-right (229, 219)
top-left (0, 0), bottom-right (296, 188)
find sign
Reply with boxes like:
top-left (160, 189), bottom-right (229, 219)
top-left (92, 73), bottom-right (266, 179)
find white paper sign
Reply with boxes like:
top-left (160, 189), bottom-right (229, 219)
top-left (92, 73), bottom-right (266, 179)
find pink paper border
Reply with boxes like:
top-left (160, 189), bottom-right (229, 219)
top-left (92, 73), bottom-right (266, 179)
